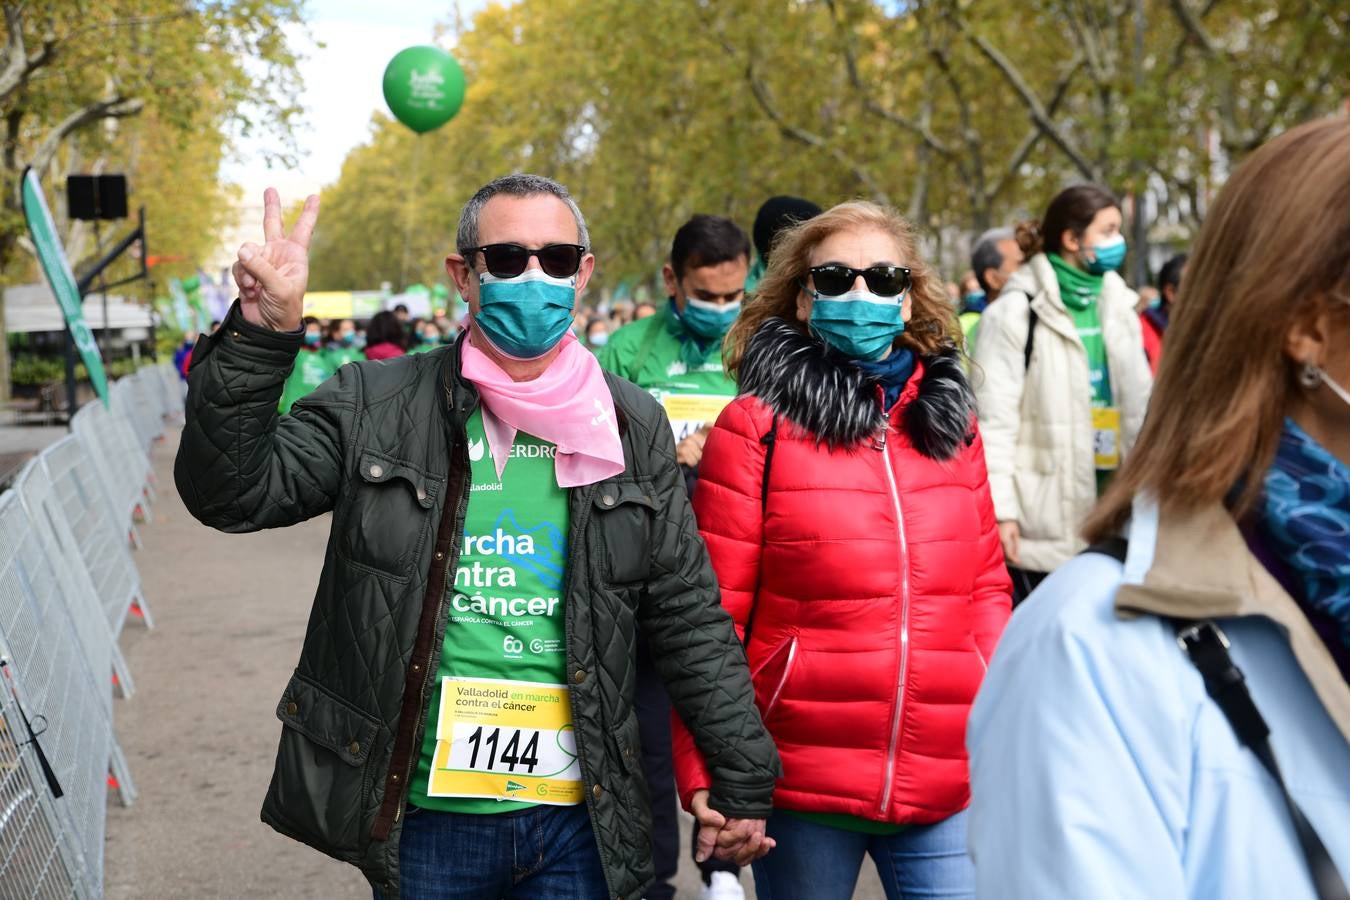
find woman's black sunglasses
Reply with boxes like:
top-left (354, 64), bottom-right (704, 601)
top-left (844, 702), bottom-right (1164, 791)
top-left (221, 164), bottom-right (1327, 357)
top-left (468, 243), bottom-right (587, 279)
top-left (809, 264), bottom-right (912, 298)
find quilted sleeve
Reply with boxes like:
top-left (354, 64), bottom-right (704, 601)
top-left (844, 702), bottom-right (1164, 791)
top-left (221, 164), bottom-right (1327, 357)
top-left (965, 426), bottom-right (1013, 663)
top-left (174, 302), bottom-right (355, 532)
top-left (637, 401), bottom-right (780, 821)
top-left (672, 398), bottom-right (772, 810)
top-left (970, 292), bottom-right (1029, 524)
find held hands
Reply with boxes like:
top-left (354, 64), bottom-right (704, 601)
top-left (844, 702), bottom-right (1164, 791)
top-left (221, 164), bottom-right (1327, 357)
top-left (232, 188), bottom-right (321, 333)
top-left (691, 789), bottom-right (775, 867)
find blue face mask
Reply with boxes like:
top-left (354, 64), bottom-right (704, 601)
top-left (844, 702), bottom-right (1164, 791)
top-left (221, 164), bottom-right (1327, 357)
top-left (339, 332), bottom-right (356, 347)
top-left (678, 295), bottom-right (741, 341)
top-left (588, 331), bottom-right (609, 348)
top-left (1085, 234), bottom-right (1127, 275)
top-left (963, 291), bottom-right (987, 314)
top-left (475, 269), bottom-right (576, 359)
top-left (304, 331), bottom-right (322, 347)
top-left (807, 287), bottom-right (906, 361)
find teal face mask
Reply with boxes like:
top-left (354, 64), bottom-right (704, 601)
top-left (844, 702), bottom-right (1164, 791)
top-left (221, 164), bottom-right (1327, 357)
top-left (807, 287), bottom-right (906, 360)
top-left (476, 269), bottom-right (576, 359)
top-left (679, 295), bottom-right (741, 341)
top-left (303, 331), bottom-right (322, 347)
top-left (1085, 234), bottom-right (1126, 275)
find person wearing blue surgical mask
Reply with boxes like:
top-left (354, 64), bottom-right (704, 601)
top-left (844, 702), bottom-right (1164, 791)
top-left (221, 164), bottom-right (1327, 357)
top-left (970, 184), bottom-right (1153, 605)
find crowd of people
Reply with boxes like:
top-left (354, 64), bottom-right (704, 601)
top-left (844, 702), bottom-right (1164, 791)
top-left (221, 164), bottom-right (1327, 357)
top-left (173, 116), bottom-right (1347, 900)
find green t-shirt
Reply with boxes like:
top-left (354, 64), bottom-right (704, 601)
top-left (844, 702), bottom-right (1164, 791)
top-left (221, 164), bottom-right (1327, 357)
top-left (278, 348), bottom-right (336, 415)
top-left (409, 408), bottom-right (576, 814)
top-left (323, 345), bottom-right (363, 368)
top-left (779, 808), bottom-right (908, 836)
top-left (598, 305), bottom-right (738, 442)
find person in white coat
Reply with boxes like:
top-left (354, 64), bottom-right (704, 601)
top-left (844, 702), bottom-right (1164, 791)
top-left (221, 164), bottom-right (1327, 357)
top-left (971, 185), bottom-right (1152, 602)
top-left (967, 116), bottom-right (1350, 900)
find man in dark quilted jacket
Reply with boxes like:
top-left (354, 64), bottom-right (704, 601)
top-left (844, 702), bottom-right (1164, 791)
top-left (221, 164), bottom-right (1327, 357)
top-left (175, 174), bottom-right (780, 900)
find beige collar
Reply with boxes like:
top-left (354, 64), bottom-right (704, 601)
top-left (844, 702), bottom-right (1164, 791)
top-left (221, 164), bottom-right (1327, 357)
top-left (1115, 498), bottom-right (1350, 744)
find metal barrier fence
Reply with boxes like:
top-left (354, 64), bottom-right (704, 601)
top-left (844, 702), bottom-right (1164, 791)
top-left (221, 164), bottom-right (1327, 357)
top-left (0, 362), bottom-right (176, 897)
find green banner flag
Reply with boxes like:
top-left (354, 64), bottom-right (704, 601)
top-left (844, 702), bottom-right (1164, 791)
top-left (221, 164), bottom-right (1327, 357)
top-left (21, 169), bottom-right (109, 404)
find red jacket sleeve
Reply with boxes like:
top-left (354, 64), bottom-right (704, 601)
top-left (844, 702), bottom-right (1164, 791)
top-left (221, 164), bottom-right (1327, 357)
top-left (965, 425), bottom-right (1012, 663)
top-left (672, 397), bottom-right (770, 810)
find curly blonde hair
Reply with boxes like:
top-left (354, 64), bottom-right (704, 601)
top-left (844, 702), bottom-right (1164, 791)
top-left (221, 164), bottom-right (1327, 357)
top-left (724, 201), bottom-right (959, 375)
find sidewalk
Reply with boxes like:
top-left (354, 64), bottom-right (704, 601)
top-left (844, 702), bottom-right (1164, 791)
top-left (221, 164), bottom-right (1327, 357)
top-left (104, 429), bottom-right (884, 899)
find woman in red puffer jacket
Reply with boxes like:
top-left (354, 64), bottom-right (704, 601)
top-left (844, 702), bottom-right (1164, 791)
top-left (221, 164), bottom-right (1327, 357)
top-left (674, 201), bottom-right (1010, 900)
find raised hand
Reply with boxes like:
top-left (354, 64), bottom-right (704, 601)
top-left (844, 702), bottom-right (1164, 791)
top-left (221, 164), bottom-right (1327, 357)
top-left (232, 187), bottom-right (320, 333)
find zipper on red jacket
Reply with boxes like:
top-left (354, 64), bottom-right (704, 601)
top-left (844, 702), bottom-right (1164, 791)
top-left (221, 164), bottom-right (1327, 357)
top-left (875, 427), bottom-right (912, 815)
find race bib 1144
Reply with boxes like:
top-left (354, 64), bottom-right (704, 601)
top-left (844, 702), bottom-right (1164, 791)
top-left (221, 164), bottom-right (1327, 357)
top-left (427, 677), bottom-right (583, 806)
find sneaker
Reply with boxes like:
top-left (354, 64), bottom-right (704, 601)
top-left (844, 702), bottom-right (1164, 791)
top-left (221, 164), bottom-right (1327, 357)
top-left (700, 871), bottom-right (745, 900)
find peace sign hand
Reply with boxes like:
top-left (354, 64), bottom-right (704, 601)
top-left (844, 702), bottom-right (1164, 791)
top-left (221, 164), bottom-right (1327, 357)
top-left (233, 187), bottom-right (320, 333)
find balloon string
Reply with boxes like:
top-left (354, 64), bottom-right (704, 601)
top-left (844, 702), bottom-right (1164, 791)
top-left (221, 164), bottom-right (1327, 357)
top-left (399, 135), bottom-right (426, 290)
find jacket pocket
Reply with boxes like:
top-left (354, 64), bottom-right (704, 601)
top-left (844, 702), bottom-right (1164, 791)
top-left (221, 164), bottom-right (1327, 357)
top-left (749, 636), bottom-right (798, 722)
top-left (272, 671), bottom-right (382, 856)
top-left (336, 450), bottom-right (439, 579)
top-left (1012, 446), bottom-right (1062, 542)
top-left (592, 477), bottom-right (657, 584)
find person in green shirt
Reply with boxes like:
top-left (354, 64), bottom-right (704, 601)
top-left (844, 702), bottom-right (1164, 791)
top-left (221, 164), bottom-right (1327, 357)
top-left (600, 213), bottom-right (757, 900)
top-left (407, 318), bottom-right (442, 354)
top-left (277, 316), bottom-right (335, 414)
top-left (323, 317), bottom-right (363, 368)
top-left (599, 215), bottom-right (750, 475)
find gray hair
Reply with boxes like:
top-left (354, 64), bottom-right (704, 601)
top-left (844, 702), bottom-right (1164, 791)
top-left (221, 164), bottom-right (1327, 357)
top-left (971, 226), bottom-right (1015, 294)
top-left (455, 173), bottom-right (590, 256)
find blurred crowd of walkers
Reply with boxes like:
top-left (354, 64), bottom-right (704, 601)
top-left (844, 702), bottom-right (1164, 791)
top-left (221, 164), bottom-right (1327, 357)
top-left (178, 116), bottom-right (1347, 900)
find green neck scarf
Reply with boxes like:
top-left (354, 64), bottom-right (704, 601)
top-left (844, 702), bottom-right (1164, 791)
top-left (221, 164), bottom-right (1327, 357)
top-left (1048, 252), bottom-right (1103, 311)
top-left (663, 300), bottom-right (717, 369)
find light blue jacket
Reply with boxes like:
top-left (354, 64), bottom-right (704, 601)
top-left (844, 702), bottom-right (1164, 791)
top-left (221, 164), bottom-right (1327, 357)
top-left (967, 497), bottom-right (1350, 899)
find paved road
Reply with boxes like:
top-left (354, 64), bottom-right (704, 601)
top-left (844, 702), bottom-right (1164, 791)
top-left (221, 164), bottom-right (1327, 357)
top-left (104, 429), bottom-right (884, 898)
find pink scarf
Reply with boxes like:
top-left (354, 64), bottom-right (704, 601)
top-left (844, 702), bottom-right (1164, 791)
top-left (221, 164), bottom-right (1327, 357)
top-left (460, 331), bottom-right (625, 488)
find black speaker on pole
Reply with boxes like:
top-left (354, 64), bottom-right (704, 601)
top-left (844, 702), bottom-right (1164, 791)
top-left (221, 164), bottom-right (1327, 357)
top-left (66, 174), bottom-right (128, 221)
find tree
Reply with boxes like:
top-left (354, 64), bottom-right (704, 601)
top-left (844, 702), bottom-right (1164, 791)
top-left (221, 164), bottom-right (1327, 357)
top-left (0, 0), bottom-right (307, 399)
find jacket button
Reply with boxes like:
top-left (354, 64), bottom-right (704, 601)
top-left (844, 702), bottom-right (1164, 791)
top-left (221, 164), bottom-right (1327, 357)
top-left (592, 784), bottom-right (602, 799)
top-left (601, 494), bottom-right (615, 507)
top-left (285, 702), bottom-right (298, 716)
top-left (391, 773), bottom-right (400, 782)
top-left (434, 550), bottom-right (445, 561)
top-left (411, 663), bottom-right (421, 673)
top-left (369, 464), bottom-right (384, 479)
top-left (348, 741), bottom-right (361, 755)
top-left (573, 669), bottom-right (586, 684)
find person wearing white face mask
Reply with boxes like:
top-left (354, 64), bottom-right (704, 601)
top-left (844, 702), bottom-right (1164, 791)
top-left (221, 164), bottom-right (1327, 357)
top-left (971, 184), bottom-right (1153, 603)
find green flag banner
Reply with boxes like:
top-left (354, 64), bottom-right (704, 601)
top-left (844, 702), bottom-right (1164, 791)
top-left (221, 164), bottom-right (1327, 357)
top-left (21, 168), bottom-right (109, 404)
top-left (167, 278), bottom-right (194, 332)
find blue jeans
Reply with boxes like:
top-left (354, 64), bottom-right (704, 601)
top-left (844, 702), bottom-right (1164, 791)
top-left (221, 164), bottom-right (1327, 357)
top-left (751, 810), bottom-right (973, 900)
top-left (376, 804), bottom-right (608, 900)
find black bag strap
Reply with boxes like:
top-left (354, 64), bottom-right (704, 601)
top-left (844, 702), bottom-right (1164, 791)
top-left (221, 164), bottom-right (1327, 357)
top-left (742, 414), bottom-right (779, 648)
top-left (759, 414), bottom-right (778, 514)
top-left (1079, 540), bottom-right (1348, 899)
top-left (1168, 620), bottom-right (1348, 900)
top-left (1023, 305), bottom-right (1039, 372)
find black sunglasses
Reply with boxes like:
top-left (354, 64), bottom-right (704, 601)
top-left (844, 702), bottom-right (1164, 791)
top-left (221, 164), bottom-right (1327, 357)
top-left (467, 243), bottom-right (587, 279)
top-left (808, 264), bottom-right (912, 298)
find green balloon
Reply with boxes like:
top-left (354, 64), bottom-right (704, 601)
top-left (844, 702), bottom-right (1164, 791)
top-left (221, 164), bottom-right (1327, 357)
top-left (431, 283), bottom-right (449, 298)
top-left (182, 275), bottom-right (200, 292)
top-left (382, 46), bottom-right (465, 134)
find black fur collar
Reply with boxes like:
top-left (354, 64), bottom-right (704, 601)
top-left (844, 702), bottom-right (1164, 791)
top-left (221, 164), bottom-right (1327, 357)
top-left (738, 318), bottom-right (975, 459)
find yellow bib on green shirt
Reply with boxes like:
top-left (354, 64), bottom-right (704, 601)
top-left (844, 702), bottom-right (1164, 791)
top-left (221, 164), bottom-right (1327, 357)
top-left (409, 408), bottom-right (579, 813)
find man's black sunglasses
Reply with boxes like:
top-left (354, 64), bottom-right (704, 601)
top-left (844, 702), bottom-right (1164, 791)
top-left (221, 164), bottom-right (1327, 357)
top-left (466, 243), bottom-right (587, 279)
top-left (808, 264), bottom-right (912, 298)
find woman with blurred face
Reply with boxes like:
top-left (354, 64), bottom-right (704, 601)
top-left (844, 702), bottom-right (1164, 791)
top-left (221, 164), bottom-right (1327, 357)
top-left (673, 201), bottom-right (1011, 900)
top-left (967, 115), bottom-right (1349, 900)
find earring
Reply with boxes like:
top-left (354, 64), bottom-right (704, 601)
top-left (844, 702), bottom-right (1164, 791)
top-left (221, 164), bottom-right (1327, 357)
top-left (1300, 363), bottom-right (1323, 389)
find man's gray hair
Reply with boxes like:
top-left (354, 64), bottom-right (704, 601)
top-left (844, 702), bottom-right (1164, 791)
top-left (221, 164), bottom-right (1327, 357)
top-left (971, 226), bottom-right (1015, 294)
top-left (455, 173), bottom-right (590, 256)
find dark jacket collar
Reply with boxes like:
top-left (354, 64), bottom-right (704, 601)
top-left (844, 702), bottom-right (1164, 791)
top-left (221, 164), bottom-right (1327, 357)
top-left (737, 317), bottom-right (975, 459)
